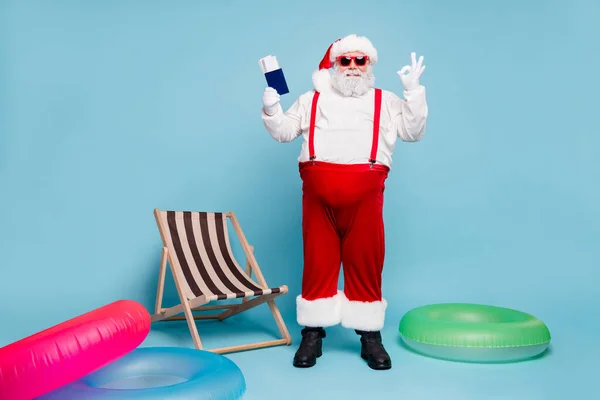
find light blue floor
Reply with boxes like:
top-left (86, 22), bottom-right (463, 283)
top-left (140, 306), bottom-right (598, 400)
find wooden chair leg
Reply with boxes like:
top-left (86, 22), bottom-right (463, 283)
top-left (216, 290), bottom-right (292, 345)
top-left (154, 248), bottom-right (168, 315)
top-left (210, 338), bottom-right (290, 354)
top-left (168, 259), bottom-right (203, 350)
top-left (182, 299), bottom-right (203, 350)
top-left (267, 298), bottom-right (292, 345)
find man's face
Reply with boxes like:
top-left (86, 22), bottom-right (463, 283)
top-left (331, 51), bottom-right (374, 97)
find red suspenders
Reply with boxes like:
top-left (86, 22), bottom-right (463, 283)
top-left (370, 88), bottom-right (382, 164)
top-left (308, 91), bottom-right (320, 162)
top-left (308, 88), bottom-right (382, 167)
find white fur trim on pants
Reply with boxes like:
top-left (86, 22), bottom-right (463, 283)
top-left (341, 293), bottom-right (387, 331)
top-left (296, 290), bottom-right (387, 331)
top-left (296, 291), bottom-right (343, 327)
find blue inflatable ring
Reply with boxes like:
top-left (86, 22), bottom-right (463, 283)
top-left (38, 347), bottom-right (246, 399)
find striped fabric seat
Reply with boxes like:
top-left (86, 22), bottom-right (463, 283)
top-left (156, 210), bottom-right (282, 302)
top-left (151, 208), bottom-right (291, 354)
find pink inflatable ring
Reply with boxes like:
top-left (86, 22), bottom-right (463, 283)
top-left (0, 300), bottom-right (151, 400)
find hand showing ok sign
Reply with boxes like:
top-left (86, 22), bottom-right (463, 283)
top-left (397, 52), bottom-right (426, 91)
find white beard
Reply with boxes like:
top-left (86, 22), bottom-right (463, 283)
top-left (331, 64), bottom-right (374, 97)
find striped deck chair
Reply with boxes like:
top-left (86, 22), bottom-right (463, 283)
top-left (151, 208), bottom-right (292, 354)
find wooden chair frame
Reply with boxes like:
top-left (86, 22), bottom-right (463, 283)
top-left (150, 209), bottom-right (292, 354)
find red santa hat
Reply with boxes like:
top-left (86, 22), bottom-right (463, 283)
top-left (312, 33), bottom-right (378, 93)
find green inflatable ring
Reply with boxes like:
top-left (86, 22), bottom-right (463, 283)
top-left (398, 303), bottom-right (551, 363)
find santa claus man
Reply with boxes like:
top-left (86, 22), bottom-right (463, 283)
top-left (261, 34), bottom-right (428, 370)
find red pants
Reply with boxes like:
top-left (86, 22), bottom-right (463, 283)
top-left (296, 161), bottom-right (389, 331)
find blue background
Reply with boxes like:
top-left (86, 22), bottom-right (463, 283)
top-left (1, 0), bottom-right (598, 398)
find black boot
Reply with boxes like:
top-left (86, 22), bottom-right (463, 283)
top-left (356, 330), bottom-right (391, 370)
top-left (293, 327), bottom-right (325, 368)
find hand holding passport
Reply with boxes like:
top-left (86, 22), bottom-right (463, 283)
top-left (259, 55), bottom-right (289, 95)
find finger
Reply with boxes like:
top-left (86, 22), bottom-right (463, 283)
top-left (417, 55), bottom-right (424, 69)
top-left (411, 52), bottom-right (417, 67)
top-left (398, 65), bottom-right (411, 75)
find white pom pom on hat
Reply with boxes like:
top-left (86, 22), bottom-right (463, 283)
top-left (312, 34), bottom-right (378, 93)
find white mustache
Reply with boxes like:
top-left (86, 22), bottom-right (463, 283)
top-left (343, 68), bottom-right (362, 77)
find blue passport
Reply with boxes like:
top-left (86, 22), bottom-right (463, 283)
top-left (259, 55), bottom-right (289, 95)
top-left (265, 68), bottom-right (289, 95)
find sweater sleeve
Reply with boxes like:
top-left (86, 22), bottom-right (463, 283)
top-left (261, 92), bottom-right (312, 143)
top-left (387, 85), bottom-right (429, 142)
